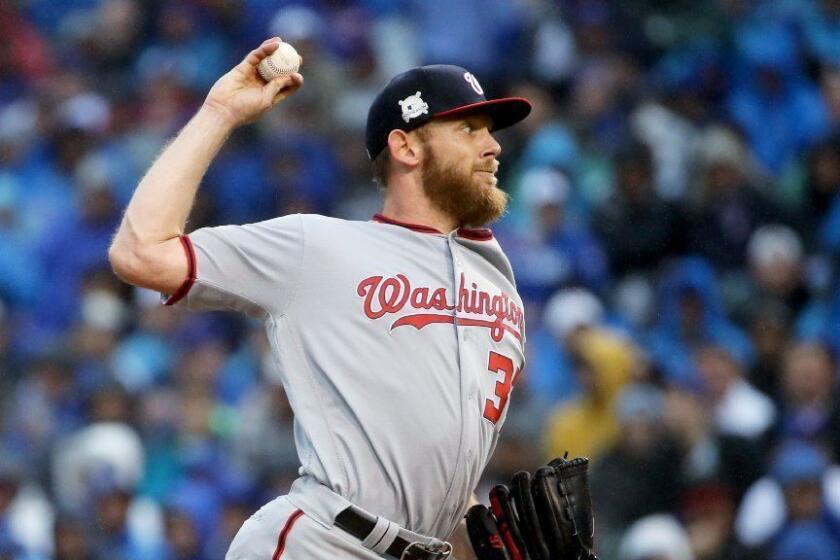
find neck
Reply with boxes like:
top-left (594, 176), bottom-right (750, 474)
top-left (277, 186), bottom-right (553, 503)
top-left (381, 175), bottom-right (458, 233)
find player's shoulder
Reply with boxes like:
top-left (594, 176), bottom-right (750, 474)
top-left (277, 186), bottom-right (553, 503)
top-left (297, 213), bottom-right (418, 236)
top-left (296, 213), bottom-right (392, 246)
top-left (297, 213), bottom-right (373, 232)
top-left (251, 213), bottom-right (351, 234)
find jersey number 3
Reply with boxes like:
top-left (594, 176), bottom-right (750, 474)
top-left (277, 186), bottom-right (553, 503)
top-left (483, 351), bottom-right (520, 424)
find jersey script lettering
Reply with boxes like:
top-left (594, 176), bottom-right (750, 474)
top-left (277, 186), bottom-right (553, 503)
top-left (357, 273), bottom-right (525, 342)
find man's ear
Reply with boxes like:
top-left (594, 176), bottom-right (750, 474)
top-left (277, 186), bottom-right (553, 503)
top-left (387, 129), bottom-right (422, 168)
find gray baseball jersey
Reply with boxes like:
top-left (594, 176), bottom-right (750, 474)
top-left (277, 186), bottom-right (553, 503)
top-left (164, 213), bottom-right (525, 541)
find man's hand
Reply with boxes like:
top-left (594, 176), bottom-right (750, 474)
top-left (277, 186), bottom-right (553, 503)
top-left (203, 38), bottom-right (303, 127)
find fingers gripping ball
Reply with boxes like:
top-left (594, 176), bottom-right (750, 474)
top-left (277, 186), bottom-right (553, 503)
top-left (258, 42), bottom-right (302, 81)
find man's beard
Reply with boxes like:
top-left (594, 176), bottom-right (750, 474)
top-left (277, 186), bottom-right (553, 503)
top-left (421, 145), bottom-right (508, 227)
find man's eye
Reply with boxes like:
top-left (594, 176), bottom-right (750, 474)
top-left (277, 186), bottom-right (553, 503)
top-left (463, 124), bottom-right (473, 133)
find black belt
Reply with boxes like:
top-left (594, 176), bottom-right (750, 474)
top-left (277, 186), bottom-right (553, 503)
top-left (334, 506), bottom-right (452, 560)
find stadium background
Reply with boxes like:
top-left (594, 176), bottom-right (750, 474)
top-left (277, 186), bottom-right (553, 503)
top-left (3, 0), bottom-right (840, 558)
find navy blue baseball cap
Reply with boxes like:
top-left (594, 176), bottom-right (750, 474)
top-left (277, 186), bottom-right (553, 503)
top-left (365, 64), bottom-right (531, 160)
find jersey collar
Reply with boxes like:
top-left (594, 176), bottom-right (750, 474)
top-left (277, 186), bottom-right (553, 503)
top-left (372, 214), bottom-right (494, 241)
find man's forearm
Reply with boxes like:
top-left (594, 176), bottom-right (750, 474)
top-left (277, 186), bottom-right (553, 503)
top-left (116, 105), bottom-right (234, 247)
top-left (108, 39), bottom-right (301, 293)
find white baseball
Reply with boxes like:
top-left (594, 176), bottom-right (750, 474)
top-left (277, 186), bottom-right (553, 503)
top-left (257, 42), bottom-right (302, 81)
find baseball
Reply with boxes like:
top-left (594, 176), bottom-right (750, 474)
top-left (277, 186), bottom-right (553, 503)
top-left (258, 42), bottom-right (302, 81)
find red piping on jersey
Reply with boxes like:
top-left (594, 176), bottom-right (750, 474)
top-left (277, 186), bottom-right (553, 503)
top-left (372, 213), bottom-right (443, 234)
top-left (372, 213), bottom-right (493, 240)
top-left (164, 235), bottom-right (197, 306)
top-left (456, 226), bottom-right (493, 241)
top-left (272, 509), bottom-right (304, 560)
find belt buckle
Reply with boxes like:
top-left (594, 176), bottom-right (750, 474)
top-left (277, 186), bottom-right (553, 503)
top-left (399, 540), bottom-right (453, 560)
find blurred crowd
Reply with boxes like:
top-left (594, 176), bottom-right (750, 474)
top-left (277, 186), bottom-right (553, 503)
top-left (3, 0), bottom-right (840, 559)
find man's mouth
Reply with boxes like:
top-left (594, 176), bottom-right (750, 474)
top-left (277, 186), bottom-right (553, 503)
top-left (475, 171), bottom-right (498, 186)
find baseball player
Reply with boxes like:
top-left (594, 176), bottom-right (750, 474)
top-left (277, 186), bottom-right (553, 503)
top-left (110, 39), bottom-right (535, 559)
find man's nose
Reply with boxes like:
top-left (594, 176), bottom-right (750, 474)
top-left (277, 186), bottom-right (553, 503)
top-left (481, 130), bottom-right (502, 159)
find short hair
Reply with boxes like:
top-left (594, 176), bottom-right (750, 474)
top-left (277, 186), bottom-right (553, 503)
top-left (371, 149), bottom-right (391, 190)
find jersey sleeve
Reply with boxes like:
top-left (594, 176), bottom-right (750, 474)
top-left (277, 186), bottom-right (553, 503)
top-left (162, 214), bottom-right (304, 318)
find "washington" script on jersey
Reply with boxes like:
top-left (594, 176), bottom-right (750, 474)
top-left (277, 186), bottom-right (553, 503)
top-left (357, 273), bottom-right (525, 343)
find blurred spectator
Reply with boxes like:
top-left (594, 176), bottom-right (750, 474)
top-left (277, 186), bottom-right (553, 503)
top-left (501, 167), bottom-right (609, 304)
top-left (160, 480), bottom-right (223, 560)
top-left (745, 301), bottom-right (793, 403)
top-left (87, 469), bottom-right (163, 560)
top-left (801, 0), bottom-right (840, 68)
top-left (618, 513), bottom-right (694, 560)
top-left (51, 422), bottom-right (145, 511)
top-left (646, 257), bottom-right (755, 384)
top-left (0, 3), bottom-right (52, 102)
top-left (525, 287), bottom-right (601, 404)
top-left (741, 225), bottom-right (810, 318)
top-left (110, 288), bottom-right (182, 393)
top-left (203, 472), bottom-right (260, 560)
top-left (610, 273), bottom-right (657, 334)
top-left (2, 354), bottom-right (84, 479)
top-left (410, 0), bottom-right (529, 79)
top-left (802, 138), bottom-right (840, 248)
top-left (0, 299), bottom-right (10, 414)
top-left (736, 440), bottom-right (840, 551)
top-left (686, 126), bottom-right (787, 270)
top-left (814, 140), bottom-right (840, 255)
top-left (0, 148), bottom-right (44, 307)
top-left (680, 481), bottom-right (765, 560)
top-left (542, 289), bottom-right (638, 459)
top-left (631, 97), bottom-right (700, 201)
top-left (528, 5), bottom-right (576, 85)
top-left (664, 385), bottom-right (763, 502)
top-left (78, 0), bottom-right (145, 97)
top-left (590, 383), bottom-right (683, 556)
top-left (727, 21), bottom-right (829, 174)
top-left (771, 521), bottom-right (840, 560)
top-left (162, 504), bottom-right (204, 560)
top-left (821, 66), bottom-right (840, 133)
top-left (32, 153), bottom-right (123, 336)
top-left (693, 344), bottom-right (776, 441)
top-left (136, 3), bottom-right (231, 92)
top-left (52, 513), bottom-right (96, 560)
top-left (0, 453), bottom-right (53, 558)
top-left (770, 340), bottom-right (840, 459)
top-left (53, 512), bottom-right (96, 560)
top-left (592, 141), bottom-right (686, 278)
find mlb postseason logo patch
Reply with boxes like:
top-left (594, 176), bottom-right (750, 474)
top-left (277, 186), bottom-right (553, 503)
top-left (398, 91), bottom-right (429, 123)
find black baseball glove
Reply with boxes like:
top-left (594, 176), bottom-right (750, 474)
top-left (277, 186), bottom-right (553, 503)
top-left (465, 456), bottom-right (597, 560)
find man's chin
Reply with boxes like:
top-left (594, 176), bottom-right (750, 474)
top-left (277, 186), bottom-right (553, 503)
top-left (459, 185), bottom-right (508, 227)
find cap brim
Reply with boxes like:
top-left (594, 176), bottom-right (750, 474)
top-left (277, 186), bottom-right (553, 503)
top-left (433, 97), bottom-right (531, 131)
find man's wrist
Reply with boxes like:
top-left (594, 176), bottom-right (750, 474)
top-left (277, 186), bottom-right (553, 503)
top-left (198, 101), bottom-right (239, 131)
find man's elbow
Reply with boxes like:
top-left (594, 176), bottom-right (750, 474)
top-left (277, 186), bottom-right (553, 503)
top-left (108, 234), bottom-right (188, 294)
top-left (108, 239), bottom-right (145, 287)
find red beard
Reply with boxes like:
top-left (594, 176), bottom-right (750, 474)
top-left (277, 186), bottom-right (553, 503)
top-left (420, 144), bottom-right (508, 227)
